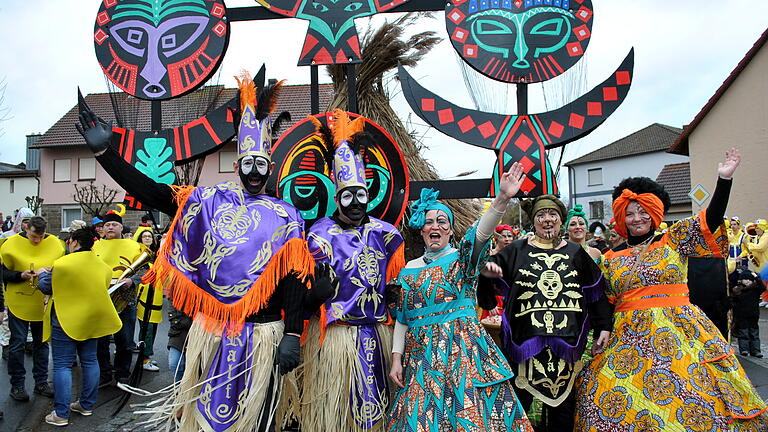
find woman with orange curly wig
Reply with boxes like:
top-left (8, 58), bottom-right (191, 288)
top-left (574, 148), bottom-right (768, 431)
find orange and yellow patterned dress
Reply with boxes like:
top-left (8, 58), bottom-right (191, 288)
top-left (575, 211), bottom-right (768, 432)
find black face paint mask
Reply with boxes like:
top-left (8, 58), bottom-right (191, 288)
top-left (337, 186), bottom-right (369, 223)
top-left (238, 156), bottom-right (270, 195)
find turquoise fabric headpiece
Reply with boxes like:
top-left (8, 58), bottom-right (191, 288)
top-left (565, 204), bottom-right (587, 228)
top-left (408, 188), bottom-right (454, 229)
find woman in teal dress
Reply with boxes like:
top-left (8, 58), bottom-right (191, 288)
top-left (387, 163), bottom-right (533, 432)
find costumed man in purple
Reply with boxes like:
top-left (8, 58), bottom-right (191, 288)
top-left (75, 72), bottom-right (313, 432)
top-left (299, 110), bottom-right (405, 432)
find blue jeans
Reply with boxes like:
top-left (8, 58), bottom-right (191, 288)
top-left (51, 326), bottom-right (99, 419)
top-left (736, 327), bottom-right (762, 355)
top-left (97, 303), bottom-right (136, 381)
top-left (7, 309), bottom-right (48, 388)
top-left (167, 347), bottom-right (186, 383)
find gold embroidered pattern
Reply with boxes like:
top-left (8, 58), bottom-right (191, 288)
top-left (189, 231), bottom-right (237, 281)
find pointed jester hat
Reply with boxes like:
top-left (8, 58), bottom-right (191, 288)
top-left (234, 71), bottom-right (291, 161)
top-left (310, 109), bottom-right (370, 192)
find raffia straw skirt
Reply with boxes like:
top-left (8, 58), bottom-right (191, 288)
top-left (295, 319), bottom-right (393, 432)
top-left (169, 319), bottom-right (292, 432)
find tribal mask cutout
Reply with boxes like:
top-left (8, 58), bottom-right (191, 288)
top-left (269, 112), bottom-right (408, 227)
top-left (446, 0), bottom-right (593, 83)
top-left (255, 0), bottom-right (408, 65)
top-left (94, 0), bottom-right (229, 100)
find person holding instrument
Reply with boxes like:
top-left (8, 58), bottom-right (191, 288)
top-left (92, 209), bottom-right (145, 386)
top-left (0, 216), bottom-right (63, 402)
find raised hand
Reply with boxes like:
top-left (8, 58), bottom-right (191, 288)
top-left (480, 262), bottom-right (503, 279)
top-left (717, 147), bottom-right (741, 179)
top-left (311, 262), bottom-right (337, 304)
top-left (497, 162), bottom-right (527, 200)
top-left (75, 109), bottom-right (113, 155)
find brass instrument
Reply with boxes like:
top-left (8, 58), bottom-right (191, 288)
top-left (108, 249), bottom-right (154, 313)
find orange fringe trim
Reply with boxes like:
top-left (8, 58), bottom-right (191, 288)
top-left (386, 244), bottom-right (405, 284)
top-left (317, 303), bottom-right (328, 346)
top-left (143, 185), bottom-right (314, 334)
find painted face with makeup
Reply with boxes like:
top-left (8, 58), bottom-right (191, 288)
top-left (624, 201), bottom-right (653, 237)
top-left (533, 208), bottom-right (561, 240)
top-left (236, 155), bottom-right (273, 195)
top-left (496, 230), bottom-right (515, 247)
top-left (421, 209), bottom-right (453, 252)
top-left (567, 216), bottom-right (588, 242)
top-left (335, 186), bottom-right (369, 224)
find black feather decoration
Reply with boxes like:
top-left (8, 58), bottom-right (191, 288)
top-left (348, 131), bottom-right (374, 159)
top-left (315, 123), bottom-right (336, 169)
top-left (255, 81), bottom-right (284, 121)
top-left (271, 111), bottom-right (291, 136)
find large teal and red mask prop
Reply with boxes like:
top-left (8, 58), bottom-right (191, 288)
top-left (94, 0), bottom-right (229, 100)
top-left (447, 0), bottom-right (593, 83)
top-left (255, 0), bottom-right (408, 65)
top-left (399, 0), bottom-right (633, 197)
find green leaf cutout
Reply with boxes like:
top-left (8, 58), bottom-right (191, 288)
top-left (135, 137), bottom-right (176, 185)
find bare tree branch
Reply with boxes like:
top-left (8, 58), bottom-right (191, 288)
top-left (73, 183), bottom-right (118, 219)
top-left (0, 77), bottom-right (12, 139)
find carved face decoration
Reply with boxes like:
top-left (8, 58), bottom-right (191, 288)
top-left (446, 0), bottom-right (593, 83)
top-left (94, 0), bottom-right (229, 100)
top-left (270, 112), bottom-right (408, 227)
top-left (256, 0), bottom-right (408, 65)
top-left (537, 269), bottom-right (563, 300)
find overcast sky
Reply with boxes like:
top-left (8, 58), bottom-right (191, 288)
top-left (0, 1), bottom-right (766, 192)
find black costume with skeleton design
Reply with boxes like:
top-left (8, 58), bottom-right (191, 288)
top-left (485, 240), bottom-right (611, 407)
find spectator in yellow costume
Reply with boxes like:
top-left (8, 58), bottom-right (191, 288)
top-left (37, 227), bottom-right (122, 426)
top-left (0, 215), bottom-right (64, 401)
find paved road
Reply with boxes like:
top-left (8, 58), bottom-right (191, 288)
top-left (3, 306), bottom-right (768, 431)
top-left (0, 303), bottom-right (172, 432)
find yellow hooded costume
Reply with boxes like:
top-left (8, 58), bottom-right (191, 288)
top-left (43, 251), bottom-right (122, 341)
top-left (0, 233), bottom-right (64, 321)
top-left (747, 219), bottom-right (768, 268)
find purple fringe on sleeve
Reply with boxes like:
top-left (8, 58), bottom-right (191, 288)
top-left (582, 274), bottom-right (606, 303)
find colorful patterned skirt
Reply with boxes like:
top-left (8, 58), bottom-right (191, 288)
top-left (575, 305), bottom-right (768, 432)
top-left (387, 316), bottom-right (533, 432)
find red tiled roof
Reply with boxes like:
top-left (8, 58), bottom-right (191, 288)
top-left (669, 28), bottom-right (768, 155)
top-left (655, 162), bottom-right (691, 205)
top-left (31, 83), bottom-right (334, 149)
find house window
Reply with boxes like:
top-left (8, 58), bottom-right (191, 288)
top-left (587, 168), bottom-right (602, 186)
top-left (61, 207), bottom-right (82, 231)
top-left (589, 201), bottom-right (604, 220)
top-left (219, 151), bottom-right (236, 173)
top-left (54, 159), bottom-right (71, 182)
top-left (79, 158), bottom-right (96, 180)
top-left (9, 179), bottom-right (14, 194)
